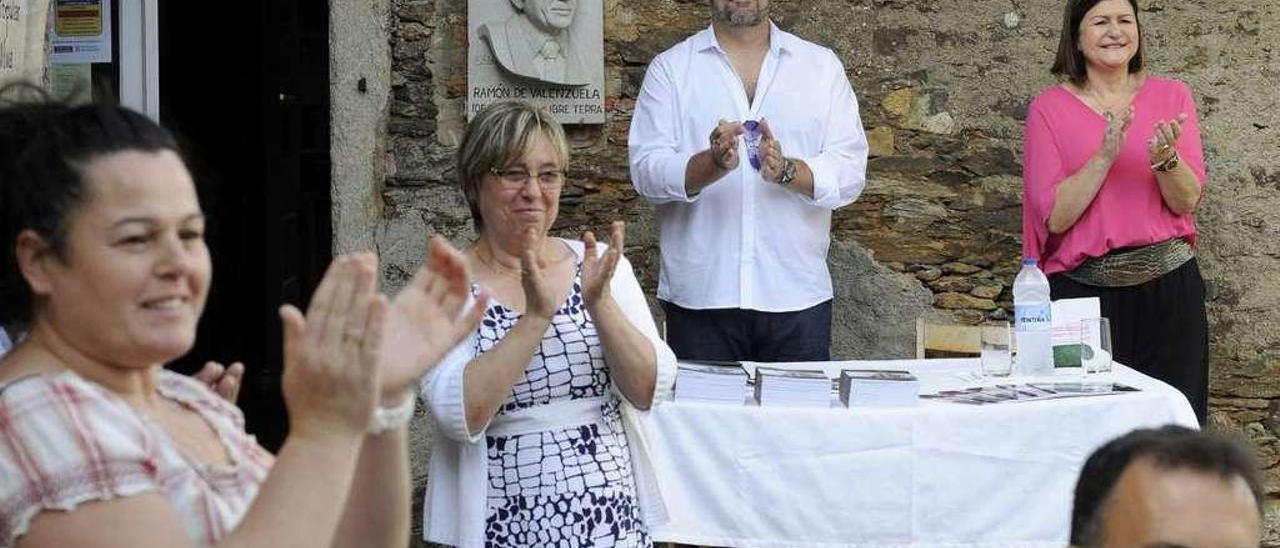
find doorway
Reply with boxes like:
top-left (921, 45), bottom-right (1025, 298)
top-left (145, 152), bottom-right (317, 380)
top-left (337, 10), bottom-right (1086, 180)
top-left (157, 1), bottom-right (331, 451)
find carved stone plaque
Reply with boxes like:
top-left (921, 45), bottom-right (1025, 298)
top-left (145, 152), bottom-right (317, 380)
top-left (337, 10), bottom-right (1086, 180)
top-left (468, 0), bottom-right (604, 124)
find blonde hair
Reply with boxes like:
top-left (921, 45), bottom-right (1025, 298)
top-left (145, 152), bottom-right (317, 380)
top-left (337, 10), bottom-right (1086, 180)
top-left (456, 101), bottom-right (569, 233)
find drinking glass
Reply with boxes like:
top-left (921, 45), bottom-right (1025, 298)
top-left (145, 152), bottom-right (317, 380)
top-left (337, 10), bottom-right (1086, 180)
top-left (979, 321), bottom-right (1014, 378)
top-left (1080, 317), bottom-right (1114, 391)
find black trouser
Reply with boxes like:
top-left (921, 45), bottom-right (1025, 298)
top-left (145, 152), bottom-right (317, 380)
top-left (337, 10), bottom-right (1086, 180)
top-left (661, 300), bottom-right (832, 362)
top-left (1049, 258), bottom-right (1208, 425)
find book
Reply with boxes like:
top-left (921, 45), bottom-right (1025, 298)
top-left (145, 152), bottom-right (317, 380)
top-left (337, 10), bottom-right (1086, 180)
top-left (838, 369), bottom-right (920, 408)
top-left (922, 382), bottom-right (1140, 405)
top-left (1027, 381), bottom-right (1140, 396)
top-left (753, 367), bottom-right (833, 408)
top-left (674, 361), bottom-right (749, 404)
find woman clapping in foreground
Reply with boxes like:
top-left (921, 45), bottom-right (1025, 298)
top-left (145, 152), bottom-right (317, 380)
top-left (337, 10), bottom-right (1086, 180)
top-left (0, 89), bottom-right (483, 548)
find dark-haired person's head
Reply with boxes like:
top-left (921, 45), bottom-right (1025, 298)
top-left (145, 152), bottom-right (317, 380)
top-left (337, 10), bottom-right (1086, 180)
top-left (0, 84), bottom-right (208, 367)
top-left (1051, 0), bottom-right (1144, 84)
top-left (1071, 425), bottom-right (1262, 548)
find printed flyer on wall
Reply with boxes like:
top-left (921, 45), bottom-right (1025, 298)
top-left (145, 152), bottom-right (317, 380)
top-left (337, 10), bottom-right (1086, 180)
top-left (49, 0), bottom-right (111, 64)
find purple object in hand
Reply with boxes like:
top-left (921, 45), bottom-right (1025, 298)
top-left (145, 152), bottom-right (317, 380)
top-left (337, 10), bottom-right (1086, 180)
top-left (743, 120), bottom-right (762, 170)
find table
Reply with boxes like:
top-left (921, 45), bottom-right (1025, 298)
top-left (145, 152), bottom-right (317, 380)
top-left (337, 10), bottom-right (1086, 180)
top-left (638, 359), bottom-right (1197, 548)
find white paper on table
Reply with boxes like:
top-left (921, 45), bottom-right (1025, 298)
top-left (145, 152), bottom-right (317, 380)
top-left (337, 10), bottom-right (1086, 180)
top-left (847, 378), bottom-right (920, 407)
top-left (674, 370), bottom-right (747, 404)
top-left (1051, 297), bottom-right (1100, 347)
top-left (759, 377), bottom-right (831, 406)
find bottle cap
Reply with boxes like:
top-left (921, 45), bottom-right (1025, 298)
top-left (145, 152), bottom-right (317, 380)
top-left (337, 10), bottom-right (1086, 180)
top-left (1022, 258), bottom-right (1038, 267)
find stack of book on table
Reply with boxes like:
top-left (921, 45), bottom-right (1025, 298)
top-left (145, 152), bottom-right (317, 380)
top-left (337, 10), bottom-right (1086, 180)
top-left (838, 369), bottom-right (920, 408)
top-left (674, 361), bottom-right (749, 404)
top-left (753, 367), bottom-right (832, 408)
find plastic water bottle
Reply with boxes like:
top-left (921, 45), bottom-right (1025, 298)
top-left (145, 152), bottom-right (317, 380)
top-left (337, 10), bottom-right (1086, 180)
top-left (1013, 258), bottom-right (1054, 376)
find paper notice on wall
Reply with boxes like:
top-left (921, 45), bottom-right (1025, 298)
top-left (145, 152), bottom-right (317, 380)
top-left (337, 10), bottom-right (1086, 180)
top-left (48, 61), bottom-right (89, 101)
top-left (0, 0), bottom-right (52, 84)
top-left (49, 0), bottom-right (111, 64)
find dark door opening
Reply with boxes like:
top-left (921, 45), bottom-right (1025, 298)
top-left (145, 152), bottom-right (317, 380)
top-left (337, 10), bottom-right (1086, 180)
top-left (159, 1), bottom-right (331, 451)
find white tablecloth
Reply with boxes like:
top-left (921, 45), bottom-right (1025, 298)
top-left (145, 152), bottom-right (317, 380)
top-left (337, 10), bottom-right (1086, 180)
top-left (639, 359), bottom-right (1197, 548)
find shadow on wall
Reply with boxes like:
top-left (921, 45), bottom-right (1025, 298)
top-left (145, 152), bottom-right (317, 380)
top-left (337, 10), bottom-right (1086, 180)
top-left (829, 240), bottom-right (934, 360)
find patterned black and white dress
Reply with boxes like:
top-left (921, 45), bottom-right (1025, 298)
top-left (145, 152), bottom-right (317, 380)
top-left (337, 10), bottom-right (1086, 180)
top-left (475, 263), bottom-right (650, 548)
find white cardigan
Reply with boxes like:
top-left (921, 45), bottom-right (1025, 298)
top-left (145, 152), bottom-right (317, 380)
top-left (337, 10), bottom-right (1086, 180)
top-left (419, 239), bottom-right (677, 548)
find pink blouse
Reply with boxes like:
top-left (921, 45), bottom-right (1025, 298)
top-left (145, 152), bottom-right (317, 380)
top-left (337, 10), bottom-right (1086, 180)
top-left (0, 370), bottom-right (274, 546)
top-left (1021, 76), bottom-right (1206, 275)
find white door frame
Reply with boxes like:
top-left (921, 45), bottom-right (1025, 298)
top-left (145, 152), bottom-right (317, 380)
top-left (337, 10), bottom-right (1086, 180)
top-left (117, 0), bottom-right (158, 119)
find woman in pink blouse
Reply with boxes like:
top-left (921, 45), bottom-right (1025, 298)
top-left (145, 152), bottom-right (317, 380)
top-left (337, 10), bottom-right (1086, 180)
top-left (0, 89), bottom-right (484, 547)
top-left (1022, 0), bottom-right (1208, 423)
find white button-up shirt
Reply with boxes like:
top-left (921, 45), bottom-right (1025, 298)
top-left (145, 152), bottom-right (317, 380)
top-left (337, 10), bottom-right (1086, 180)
top-left (629, 23), bottom-right (869, 312)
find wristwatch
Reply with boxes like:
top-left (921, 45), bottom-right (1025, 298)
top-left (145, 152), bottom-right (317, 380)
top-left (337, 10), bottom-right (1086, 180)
top-left (777, 158), bottom-right (797, 186)
top-left (1152, 151), bottom-right (1180, 172)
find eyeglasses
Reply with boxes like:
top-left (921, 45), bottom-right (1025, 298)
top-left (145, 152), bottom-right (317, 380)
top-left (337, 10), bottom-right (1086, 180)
top-left (489, 167), bottom-right (565, 190)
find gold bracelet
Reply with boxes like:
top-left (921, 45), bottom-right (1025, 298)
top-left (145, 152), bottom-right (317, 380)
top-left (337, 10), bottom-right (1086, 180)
top-left (1151, 151), bottom-right (1180, 172)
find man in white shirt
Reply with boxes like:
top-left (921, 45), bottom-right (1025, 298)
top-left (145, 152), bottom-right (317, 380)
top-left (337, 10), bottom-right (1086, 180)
top-left (628, 0), bottom-right (868, 361)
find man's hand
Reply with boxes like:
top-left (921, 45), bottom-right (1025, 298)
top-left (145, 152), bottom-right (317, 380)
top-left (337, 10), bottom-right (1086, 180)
top-left (709, 120), bottom-right (745, 171)
top-left (758, 120), bottom-right (786, 183)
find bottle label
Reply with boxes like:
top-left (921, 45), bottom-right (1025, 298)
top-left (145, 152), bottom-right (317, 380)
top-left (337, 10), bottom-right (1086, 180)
top-left (1014, 302), bottom-right (1052, 331)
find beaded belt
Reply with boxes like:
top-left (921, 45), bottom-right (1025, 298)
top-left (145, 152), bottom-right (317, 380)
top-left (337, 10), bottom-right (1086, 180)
top-left (1064, 238), bottom-right (1194, 288)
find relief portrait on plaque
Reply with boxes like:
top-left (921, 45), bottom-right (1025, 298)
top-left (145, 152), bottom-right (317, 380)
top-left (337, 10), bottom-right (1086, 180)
top-left (477, 0), bottom-right (588, 87)
top-left (469, 0), bottom-right (603, 124)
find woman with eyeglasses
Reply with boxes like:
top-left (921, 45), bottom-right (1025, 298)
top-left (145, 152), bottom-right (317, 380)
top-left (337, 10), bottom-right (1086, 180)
top-left (419, 101), bottom-right (676, 548)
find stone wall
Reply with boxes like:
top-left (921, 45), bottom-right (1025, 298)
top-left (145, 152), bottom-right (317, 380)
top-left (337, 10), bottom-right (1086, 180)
top-left (0, 0), bottom-right (49, 86)
top-left (340, 0), bottom-right (1280, 544)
